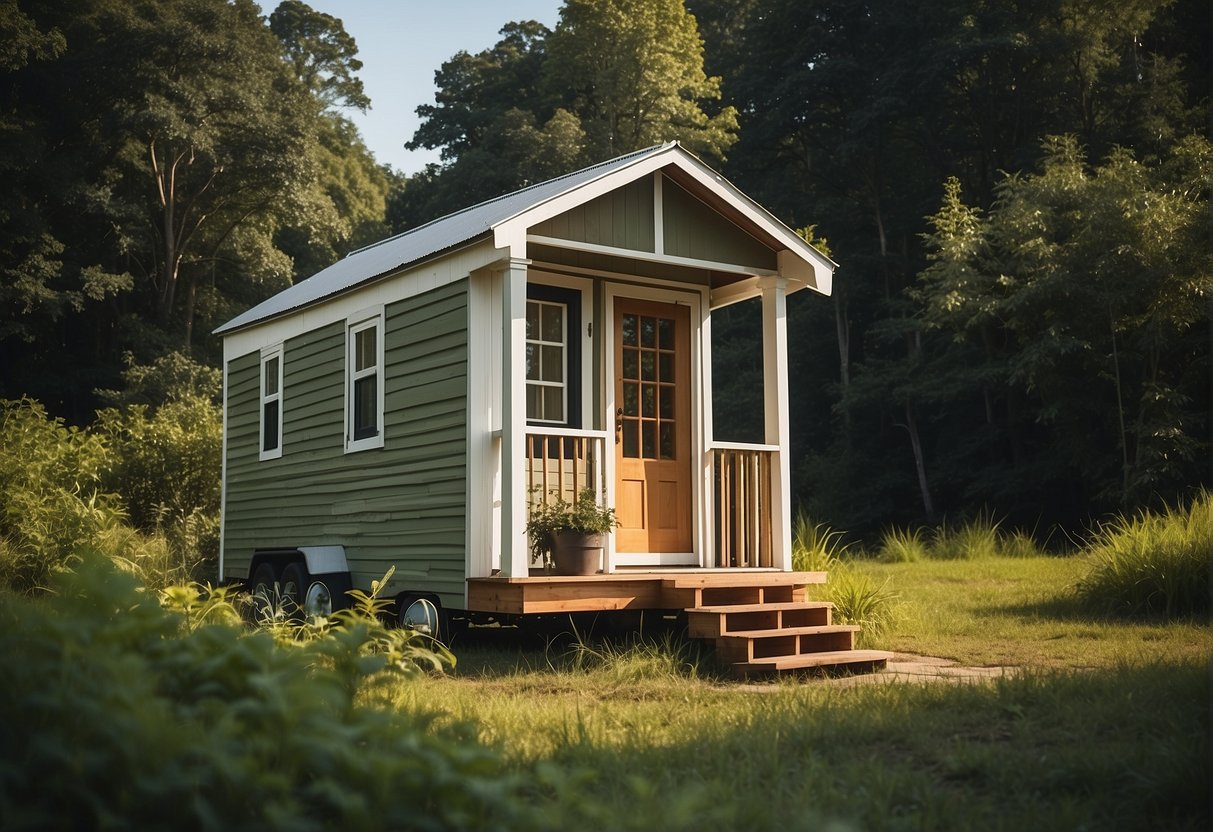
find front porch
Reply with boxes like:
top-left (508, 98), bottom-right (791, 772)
top-left (466, 569), bottom-right (892, 677)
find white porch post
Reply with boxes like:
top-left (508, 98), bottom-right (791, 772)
top-left (759, 276), bottom-right (793, 571)
top-left (499, 257), bottom-right (530, 577)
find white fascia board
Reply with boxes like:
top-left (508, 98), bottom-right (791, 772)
top-left (222, 239), bottom-right (499, 363)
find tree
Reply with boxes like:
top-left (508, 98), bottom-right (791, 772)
top-left (916, 136), bottom-right (1211, 514)
top-left (394, 0), bottom-right (737, 231)
top-left (546, 0), bottom-right (737, 160)
top-left (0, 0), bottom-right (389, 418)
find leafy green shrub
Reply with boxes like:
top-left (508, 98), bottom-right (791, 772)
top-left (824, 566), bottom-right (900, 648)
top-left (877, 526), bottom-right (928, 562)
top-left (1076, 491), bottom-right (1212, 618)
top-left (0, 399), bottom-right (126, 591)
top-left (0, 557), bottom-right (550, 831)
top-left (96, 394), bottom-right (222, 583)
top-left (791, 511), bottom-right (850, 571)
top-left (931, 510), bottom-right (1002, 559)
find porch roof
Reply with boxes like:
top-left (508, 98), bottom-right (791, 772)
top-left (216, 142), bottom-right (834, 336)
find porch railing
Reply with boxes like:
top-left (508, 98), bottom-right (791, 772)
top-left (525, 427), bottom-right (609, 508)
top-left (710, 442), bottom-right (777, 568)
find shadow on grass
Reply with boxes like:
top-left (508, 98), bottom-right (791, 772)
top-left (973, 592), bottom-right (1208, 627)
top-left (446, 611), bottom-right (728, 681)
top-left (970, 591), bottom-right (1104, 623)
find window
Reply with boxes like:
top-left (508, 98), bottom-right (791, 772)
top-left (526, 299), bottom-right (566, 423)
top-left (525, 284), bottom-right (581, 427)
top-left (259, 345), bottom-right (283, 460)
top-left (346, 310), bottom-right (384, 452)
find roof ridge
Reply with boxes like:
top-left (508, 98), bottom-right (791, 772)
top-left (347, 142), bottom-right (672, 258)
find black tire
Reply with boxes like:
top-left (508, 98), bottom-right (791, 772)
top-left (280, 562), bottom-right (309, 617)
top-left (249, 562), bottom-right (279, 621)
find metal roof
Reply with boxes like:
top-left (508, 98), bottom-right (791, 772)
top-left (215, 143), bottom-right (676, 335)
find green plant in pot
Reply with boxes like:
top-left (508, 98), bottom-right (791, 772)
top-left (526, 488), bottom-right (618, 575)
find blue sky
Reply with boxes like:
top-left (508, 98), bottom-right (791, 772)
top-left (304, 1), bottom-right (564, 175)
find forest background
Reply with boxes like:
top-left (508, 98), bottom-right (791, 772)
top-left (2, 0), bottom-right (1209, 559)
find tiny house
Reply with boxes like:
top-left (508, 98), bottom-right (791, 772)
top-left (216, 143), bottom-right (889, 675)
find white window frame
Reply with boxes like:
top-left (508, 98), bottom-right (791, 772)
top-left (525, 298), bottom-right (568, 425)
top-left (344, 307), bottom-right (385, 453)
top-left (259, 344), bottom-right (283, 461)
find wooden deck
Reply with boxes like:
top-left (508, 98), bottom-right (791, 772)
top-left (465, 570), bottom-right (891, 677)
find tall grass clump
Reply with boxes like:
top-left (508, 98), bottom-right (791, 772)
top-left (558, 628), bottom-right (704, 682)
top-left (877, 526), bottom-right (928, 562)
top-left (931, 509), bottom-right (1002, 559)
top-left (1076, 491), bottom-right (1212, 618)
top-left (791, 511), bottom-right (850, 571)
top-left (824, 567), bottom-right (900, 648)
top-left (1000, 528), bottom-right (1045, 558)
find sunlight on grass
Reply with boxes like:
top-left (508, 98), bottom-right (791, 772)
top-left (858, 557), bottom-right (1212, 667)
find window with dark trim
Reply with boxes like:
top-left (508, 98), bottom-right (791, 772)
top-left (525, 284), bottom-right (581, 428)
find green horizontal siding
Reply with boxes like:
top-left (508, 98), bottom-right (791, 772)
top-left (223, 280), bottom-right (469, 606)
top-left (663, 180), bottom-right (778, 269)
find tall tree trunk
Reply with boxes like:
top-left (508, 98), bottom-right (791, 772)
top-left (834, 291), bottom-right (851, 440)
top-left (904, 400), bottom-right (935, 521)
top-left (1109, 305), bottom-right (1130, 503)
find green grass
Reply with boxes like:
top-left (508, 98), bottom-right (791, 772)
top-left (849, 556), bottom-right (1211, 667)
top-left (379, 553), bottom-right (1212, 830)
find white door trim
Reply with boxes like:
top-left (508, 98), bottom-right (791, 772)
top-left (603, 281), bottom-right (709, 568)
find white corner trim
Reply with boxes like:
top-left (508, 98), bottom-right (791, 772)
top-left (654, 171), bottom-right (665, 256)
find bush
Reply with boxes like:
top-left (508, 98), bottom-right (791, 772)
top-left (0, 557), bottom-right (552, 831)
top-left (0, 399), bottom-right (126, 591)
top-left (96, 394), bottom-right (222, 583)
top-left (1075, 491), bottom-right (1212, 618)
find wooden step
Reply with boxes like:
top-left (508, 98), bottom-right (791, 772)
top-left (734, 650), bottom-right (893, 677)
top-left (722, 624), bottom-right (859, 640)
top-left (716, 625), bottom-right (859, 663)
top-left (660, 571), bottom-right (826, 588)
top-left (686, 601), bottom-right (833, 639)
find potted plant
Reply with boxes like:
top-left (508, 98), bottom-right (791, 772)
top-left (526, 488), bottom-right (618, 575)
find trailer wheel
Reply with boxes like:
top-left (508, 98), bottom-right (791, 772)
top-left (302, 579), bottom-right (334, 618)
top-left (397, 594), bottom-right (441, 638)
top-left (249, 562), bottom-right (279, 621)
top-left (279, 562), bottom-right (309, 613)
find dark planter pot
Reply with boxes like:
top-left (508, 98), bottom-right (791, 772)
top-left (551, 531), bottom-right (605, 576)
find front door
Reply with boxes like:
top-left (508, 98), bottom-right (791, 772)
top-left (614, 298), bottom-right (693, 555)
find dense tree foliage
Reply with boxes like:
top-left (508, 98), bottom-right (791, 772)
top-left (0, 0), bottom-right (386, 420)
top-left (390, 0), bottom-right (736, 231)
top-left (695, 0), bottom-right (1210, 533)
top-left (1, 0), bottom-right (1208, 538)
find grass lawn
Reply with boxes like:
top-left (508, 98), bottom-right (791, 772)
top-left (821, 555), bottom-right (1213, 668)
top-left (381, 556), bottom-right (1211, 831)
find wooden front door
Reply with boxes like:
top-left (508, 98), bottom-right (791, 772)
top-left (614, 298), bottom-right (693, 554)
